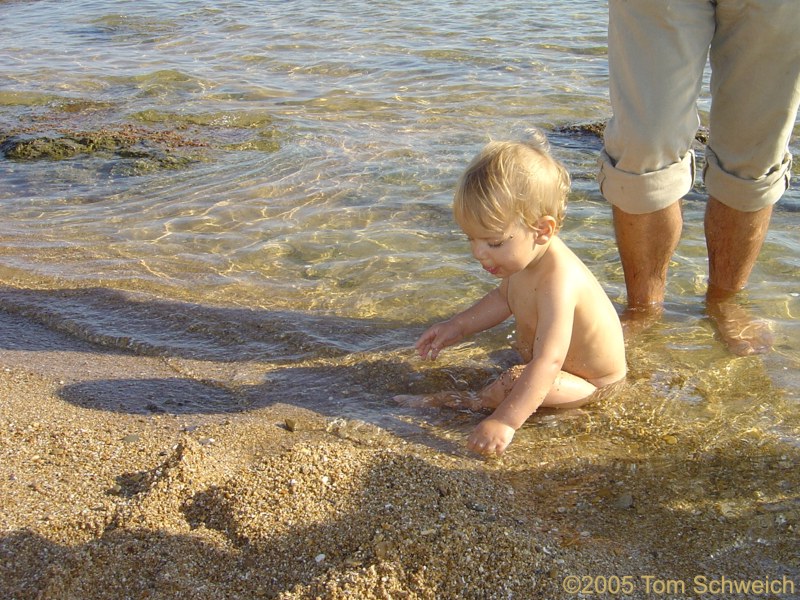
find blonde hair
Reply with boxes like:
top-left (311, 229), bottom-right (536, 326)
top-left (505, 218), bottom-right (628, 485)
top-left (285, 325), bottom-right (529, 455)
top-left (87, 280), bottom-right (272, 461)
top-left (453, 130), bottom-right (570, 234)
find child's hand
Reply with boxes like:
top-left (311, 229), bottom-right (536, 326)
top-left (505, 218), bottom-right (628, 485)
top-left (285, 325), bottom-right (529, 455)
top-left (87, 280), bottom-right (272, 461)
top-left (415, 320), bottom-right (463, 360)
top-left (467, 417), bottom-right (515, 455)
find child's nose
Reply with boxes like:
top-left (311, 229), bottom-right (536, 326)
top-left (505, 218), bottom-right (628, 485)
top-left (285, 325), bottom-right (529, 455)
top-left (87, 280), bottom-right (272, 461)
top-left (471, 241), bottom-right (487, 261)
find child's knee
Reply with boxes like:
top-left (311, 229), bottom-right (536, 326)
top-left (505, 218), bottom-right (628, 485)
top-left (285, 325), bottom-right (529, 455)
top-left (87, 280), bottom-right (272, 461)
top-left (479, 366), bottom-right (525, 408)
top-left (478, 382), bottom-right (504, 408)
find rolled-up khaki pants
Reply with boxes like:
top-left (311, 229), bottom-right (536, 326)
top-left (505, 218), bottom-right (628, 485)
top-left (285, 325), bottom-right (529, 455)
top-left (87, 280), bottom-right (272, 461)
top-left (599, 0), bottom-right (800, 214)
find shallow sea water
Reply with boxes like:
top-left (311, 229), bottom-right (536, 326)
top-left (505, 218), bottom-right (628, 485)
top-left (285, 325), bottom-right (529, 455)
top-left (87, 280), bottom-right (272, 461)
top-left (0, 0), bottom-right (798, 492)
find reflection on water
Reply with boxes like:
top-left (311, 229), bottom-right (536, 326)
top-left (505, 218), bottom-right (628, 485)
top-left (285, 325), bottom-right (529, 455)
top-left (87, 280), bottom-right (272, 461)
top-left (0, 0), bottom-right (798, 533)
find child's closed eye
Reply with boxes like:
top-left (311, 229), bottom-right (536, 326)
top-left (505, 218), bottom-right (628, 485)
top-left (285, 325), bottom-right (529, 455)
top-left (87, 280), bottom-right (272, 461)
top-left (464, 234), bottom-right (511, 248)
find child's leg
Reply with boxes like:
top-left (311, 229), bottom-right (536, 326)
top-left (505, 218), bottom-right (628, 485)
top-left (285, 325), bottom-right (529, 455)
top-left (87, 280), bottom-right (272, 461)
top-left (393, 390), bottom-right (483, 411)
top-left (478, 366), bottom-right (597, 410)
top-left (396, 367), bottom-right (615, 413)
top-left (541, 371), bottom-right (598, 409)
top-left (477, 365), bottom-right (526, 409)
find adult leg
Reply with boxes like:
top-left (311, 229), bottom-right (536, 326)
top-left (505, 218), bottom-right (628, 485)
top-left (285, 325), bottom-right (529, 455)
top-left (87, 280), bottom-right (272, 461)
top-left (613, 202), bottom-right (682, 308)
top-left (702, 0), bottom-right (800, 354)
top-left (601, 0), bottom-right (714, 311)
top-left (705, 198), bottom-right (772, 294)
top-left (704, 197), bottom-right (776, 356)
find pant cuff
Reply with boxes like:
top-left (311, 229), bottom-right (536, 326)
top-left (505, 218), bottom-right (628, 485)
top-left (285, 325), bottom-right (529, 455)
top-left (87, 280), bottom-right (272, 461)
top-left (703, 147), bottom-right (791, 212)
top-left (598, 150), bottom-right (695, 214)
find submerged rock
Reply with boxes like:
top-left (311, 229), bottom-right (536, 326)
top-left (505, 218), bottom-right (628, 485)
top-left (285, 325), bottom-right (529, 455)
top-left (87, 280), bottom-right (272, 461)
top-left (558, 121), bottom-right (710, 144)
top-left (0, 130), bottom-right (200, 173)
top-left (1, 135), bottom-right (89, 160)
top-left (558, 121), bottom-right (608, 139)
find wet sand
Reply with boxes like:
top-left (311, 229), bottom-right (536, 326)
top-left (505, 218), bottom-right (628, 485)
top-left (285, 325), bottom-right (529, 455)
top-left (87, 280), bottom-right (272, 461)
top-left (1, 308), bottom-right (799, 599)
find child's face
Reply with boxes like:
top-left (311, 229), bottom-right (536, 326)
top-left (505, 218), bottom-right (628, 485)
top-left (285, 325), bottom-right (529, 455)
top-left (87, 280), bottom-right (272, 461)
top-left (460, 220), bottom-right (539, 278)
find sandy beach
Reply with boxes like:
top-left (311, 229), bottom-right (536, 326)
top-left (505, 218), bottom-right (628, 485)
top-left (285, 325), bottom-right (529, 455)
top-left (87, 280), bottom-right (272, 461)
top-left (2, 1), bottom-right (799, 597)
top-left (1, 307), bottom-right (798, 600)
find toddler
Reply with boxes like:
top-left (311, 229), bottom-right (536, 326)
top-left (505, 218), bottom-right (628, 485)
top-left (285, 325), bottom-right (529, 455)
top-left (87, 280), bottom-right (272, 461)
top-left (399, 132), bottom-right (626, 455)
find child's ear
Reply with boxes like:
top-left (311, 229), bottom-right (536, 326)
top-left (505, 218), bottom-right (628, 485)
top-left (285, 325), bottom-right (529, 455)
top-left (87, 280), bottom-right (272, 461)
top-left (534, 216), bottom-right (557, 243)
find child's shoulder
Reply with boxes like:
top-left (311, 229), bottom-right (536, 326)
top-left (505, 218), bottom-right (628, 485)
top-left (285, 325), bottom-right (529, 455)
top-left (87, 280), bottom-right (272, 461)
top-left (541, 238), bottom-right (586, 276)
top-left (552, 237), bottom-right (596, 272)
top-left (539, 238), bottom-right (601, 293)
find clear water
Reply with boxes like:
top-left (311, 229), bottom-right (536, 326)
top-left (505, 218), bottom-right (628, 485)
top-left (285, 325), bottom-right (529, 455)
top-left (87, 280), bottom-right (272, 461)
top-left (0, 0), bottom-right (798, 464)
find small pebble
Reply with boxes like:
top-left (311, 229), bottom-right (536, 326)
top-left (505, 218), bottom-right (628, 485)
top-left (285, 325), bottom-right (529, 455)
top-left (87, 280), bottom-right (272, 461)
top-left (614, 492), bottom-right (634, 509)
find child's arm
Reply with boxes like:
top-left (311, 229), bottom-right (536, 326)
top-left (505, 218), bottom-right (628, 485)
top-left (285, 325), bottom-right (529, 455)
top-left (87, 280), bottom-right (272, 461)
top-left (467, 282), bottom-right (575, 454)
top-left (416, 285), bottom-right (511, 360)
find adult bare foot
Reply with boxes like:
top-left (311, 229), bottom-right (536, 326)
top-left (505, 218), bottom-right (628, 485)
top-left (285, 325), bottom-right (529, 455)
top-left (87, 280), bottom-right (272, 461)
top-left (705, 287), bottom-right (773, 356)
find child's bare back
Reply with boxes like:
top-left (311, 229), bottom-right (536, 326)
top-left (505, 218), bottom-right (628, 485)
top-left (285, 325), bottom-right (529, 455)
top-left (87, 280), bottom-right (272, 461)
top-left (505, 235), bottom-right (626, 390)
